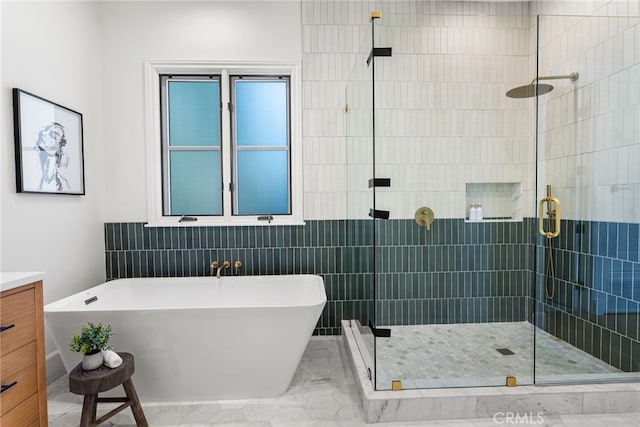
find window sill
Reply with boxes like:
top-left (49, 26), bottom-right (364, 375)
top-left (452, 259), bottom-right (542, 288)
top-left (144, 218), bottom-right (306, 227)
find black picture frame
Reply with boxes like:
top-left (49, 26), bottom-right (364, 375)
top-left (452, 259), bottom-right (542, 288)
top-left (13, 88), bottom-right (85, 195)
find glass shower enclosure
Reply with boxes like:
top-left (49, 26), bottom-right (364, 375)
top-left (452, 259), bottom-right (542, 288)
top-left (346, 11), bottom-right (640, 391)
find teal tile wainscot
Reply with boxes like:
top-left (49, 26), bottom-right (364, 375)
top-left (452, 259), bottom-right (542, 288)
top-left (104, 219), bottom-right (534, 335)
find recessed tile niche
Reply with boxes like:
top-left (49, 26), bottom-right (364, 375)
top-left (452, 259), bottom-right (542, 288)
top-left (465, 182), bottom-right (522, 222)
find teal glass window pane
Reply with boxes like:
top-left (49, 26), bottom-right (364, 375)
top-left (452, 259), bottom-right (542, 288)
top-left (170, 151), bottom-right (221, 215)
top-left (168, 81), bottom-right (220, 147)
top-left (236, 150), bottom-right (289, 215)
top-left (235, 80), bottom-right (287, 147)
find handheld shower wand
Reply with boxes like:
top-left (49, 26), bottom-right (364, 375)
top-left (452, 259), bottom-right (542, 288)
top-left (539, 185), bottom-right (560, 299)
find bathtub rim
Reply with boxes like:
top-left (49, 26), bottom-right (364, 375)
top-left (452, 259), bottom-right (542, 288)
top-left (44, 274), bottom-right (327, 313)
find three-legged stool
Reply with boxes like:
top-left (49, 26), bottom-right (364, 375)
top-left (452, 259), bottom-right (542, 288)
top-left (68, 352), bottom-right (148, 427)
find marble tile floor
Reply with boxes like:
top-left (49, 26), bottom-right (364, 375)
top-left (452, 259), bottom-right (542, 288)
top-left (373, 322), bottom-right (623, 389)
top-left (47, 336), bottom-right (639, 426)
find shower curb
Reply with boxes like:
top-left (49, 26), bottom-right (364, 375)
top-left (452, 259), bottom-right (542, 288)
top-left (341, 320), bottom-right (640, 423)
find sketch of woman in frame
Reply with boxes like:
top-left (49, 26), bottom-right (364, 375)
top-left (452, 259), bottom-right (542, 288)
top-left (35, 122), bottom-right (70, 191)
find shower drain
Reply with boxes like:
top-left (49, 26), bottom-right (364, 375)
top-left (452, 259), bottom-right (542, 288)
top-left (496, 348), bottom-right (515, 355)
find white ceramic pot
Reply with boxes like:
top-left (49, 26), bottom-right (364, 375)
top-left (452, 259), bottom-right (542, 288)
top-left (82, 350), bottom-right (104, 370)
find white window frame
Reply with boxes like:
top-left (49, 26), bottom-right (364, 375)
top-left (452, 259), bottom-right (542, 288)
top-left (144, 60), bottom-right (304, 227)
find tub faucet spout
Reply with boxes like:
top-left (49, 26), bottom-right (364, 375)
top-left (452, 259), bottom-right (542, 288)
top-left (217, 261), bottom-right (230, 278)
top-left (210, 261), bottom-right (219, 276)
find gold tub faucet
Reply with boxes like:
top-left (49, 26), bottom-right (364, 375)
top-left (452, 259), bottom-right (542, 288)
top-left (210, 261), bottom-right (218, 276)
top-left (217, 260), bottom-right (231, 278)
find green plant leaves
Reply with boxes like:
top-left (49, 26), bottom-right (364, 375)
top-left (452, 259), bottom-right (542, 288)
top-left (68, 322), bottom-right (113, 354)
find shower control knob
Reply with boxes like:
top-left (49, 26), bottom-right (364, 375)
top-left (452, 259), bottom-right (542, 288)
top-left (234, 260), bottom-right (242, 275)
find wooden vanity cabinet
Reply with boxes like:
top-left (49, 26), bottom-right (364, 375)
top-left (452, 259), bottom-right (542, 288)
top-left (1, 280), bottom-right (47, 426)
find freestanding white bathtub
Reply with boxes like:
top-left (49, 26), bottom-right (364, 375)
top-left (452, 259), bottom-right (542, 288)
top-left (44, 275), bottom-right (326, 401)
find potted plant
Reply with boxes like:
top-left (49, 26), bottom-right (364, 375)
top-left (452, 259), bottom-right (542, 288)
top-left (68, 322), bottom-right (113, 370)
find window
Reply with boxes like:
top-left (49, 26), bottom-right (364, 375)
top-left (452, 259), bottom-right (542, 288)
top-left (231, 76), bottom-right (290, 215)
top-left (145, 61), bottom-right (303, 226)
top-left (162, 76), bottom-right (223, 216)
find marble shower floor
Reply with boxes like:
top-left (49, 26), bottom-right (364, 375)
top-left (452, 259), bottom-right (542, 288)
top-left (47, 336), bottom-right (639, 426)
top-left (374, 322), bottom-right (621, 389)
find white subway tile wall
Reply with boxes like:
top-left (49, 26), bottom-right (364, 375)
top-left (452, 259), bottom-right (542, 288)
top-left (302, 0), bottom-right (639, 222)
top-left (372, 13), bottom-right (533, 220)
top-left (538, 13), bottom-right (640, 223)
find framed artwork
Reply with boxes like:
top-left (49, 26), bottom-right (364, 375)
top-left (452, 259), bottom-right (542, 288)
top-left (12, 88), bottom-right (85, 195)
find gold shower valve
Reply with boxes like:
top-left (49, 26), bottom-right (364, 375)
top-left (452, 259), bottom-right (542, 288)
top-left (414, 207), bottom-right (435, 230)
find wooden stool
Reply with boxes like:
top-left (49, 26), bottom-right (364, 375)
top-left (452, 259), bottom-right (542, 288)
top-left (69, 352), bottom-right (148, 427)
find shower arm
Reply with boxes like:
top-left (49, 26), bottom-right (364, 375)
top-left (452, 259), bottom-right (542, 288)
top-left (529, 72), bottom-right (579, 85)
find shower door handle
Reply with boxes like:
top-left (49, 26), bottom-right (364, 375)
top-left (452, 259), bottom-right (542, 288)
top-left (538, 196), bottom-right (561, 238)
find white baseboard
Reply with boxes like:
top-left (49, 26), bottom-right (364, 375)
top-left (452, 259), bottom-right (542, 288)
top-left (46, 350), bottom-right (67, 385)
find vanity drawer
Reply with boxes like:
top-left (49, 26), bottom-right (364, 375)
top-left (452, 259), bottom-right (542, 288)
top-left (0, 288), bottom-right (36, 356)
top-left (0, 392), bottom-right (39, 427)
top-left (0, 341), bottom-right (38, 416)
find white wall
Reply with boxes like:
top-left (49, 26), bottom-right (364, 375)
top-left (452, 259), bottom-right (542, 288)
top-left (303, 0), bottom-right (640, 221)
top-left (532, 0), bottom-right (640, 16)
top-left (98, 1), bottom-right (302, 222)
top-left (1, 1), bottom-right (106, 381)
top-left (303, 1), bottom-right (535, 220)
top-left (536, 14), bottom-right (640, 222)
top-left (372, 13), bottom-right (535, 220)
top-left (1, 1), bottom-right (106, 302)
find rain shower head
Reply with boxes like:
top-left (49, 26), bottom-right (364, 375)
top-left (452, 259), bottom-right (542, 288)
top-left (506, 83), bottom-right (554, 99)
top-left (506, 72), bottom-right (579, 99)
